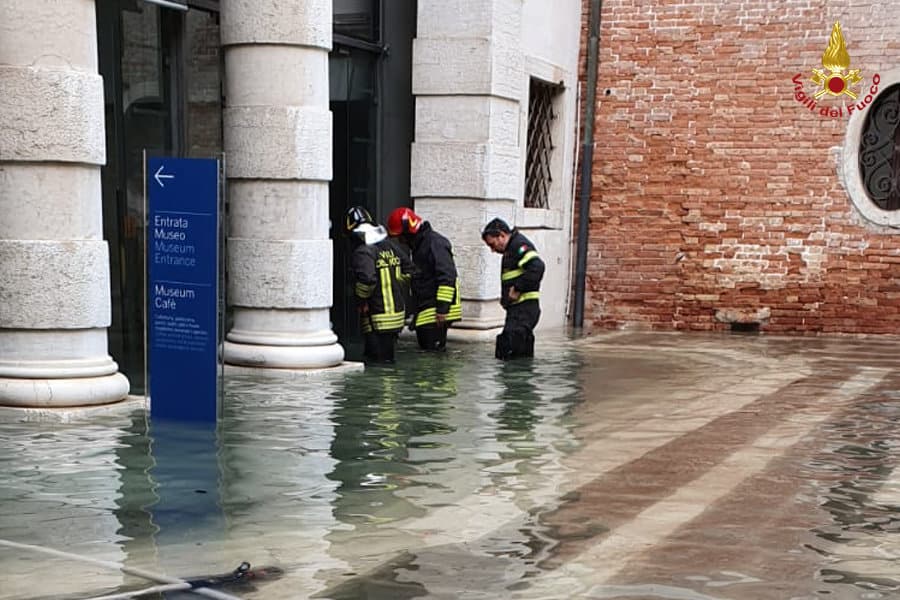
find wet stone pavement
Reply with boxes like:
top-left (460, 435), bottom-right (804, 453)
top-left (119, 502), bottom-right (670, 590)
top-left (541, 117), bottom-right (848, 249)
top-left (1, 331), bottom-right (900, 599)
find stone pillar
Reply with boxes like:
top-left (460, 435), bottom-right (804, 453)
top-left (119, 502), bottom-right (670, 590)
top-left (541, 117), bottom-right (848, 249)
top-left (411, 0), bottom-right (524, 336)
top-left (0, 0), bottom-right (129, 406)
top-left (221, 0), bottom-right (343, 369)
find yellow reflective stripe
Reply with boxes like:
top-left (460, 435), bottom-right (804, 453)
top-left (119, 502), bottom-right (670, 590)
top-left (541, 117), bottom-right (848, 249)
top-left (415, 308), bottom-right (436, 326)
top-left (513, 291), bottom-right (540, 304)
top-left (356, 282), bottom-right (374, 298)
top-left (436, 285), bottom-right (455, 303)
top-left (501, 269), bottom-right (522, 281)
top-left (379, 266), bottom-right (394, 314)
top-left (453, 279), bottom-right (462, 310)
top-left (371, 311), bottom-right (405, 329)
top-left (518, 251), bottom-right (539, 268)
top-left (396, 267), bottom-right (410, 283)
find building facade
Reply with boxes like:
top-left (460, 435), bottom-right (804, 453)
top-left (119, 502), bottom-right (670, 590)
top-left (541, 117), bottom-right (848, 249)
top-left (580, 0), bottom-right (900, 334)
top-left (0, 0), bottom-right (582, 407)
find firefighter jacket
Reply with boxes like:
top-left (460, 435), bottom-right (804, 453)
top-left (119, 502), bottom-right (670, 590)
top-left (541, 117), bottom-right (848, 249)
top-left (500, 230), bottom-right (545, 309)
top-left (350, 237), bottom-right (413, 333)
top-left (409, 222), bottom-right (462, 328)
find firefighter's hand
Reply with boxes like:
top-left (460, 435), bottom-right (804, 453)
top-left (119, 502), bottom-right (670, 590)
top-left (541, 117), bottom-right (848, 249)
top-left (435, 312), bottom-right (447, 324)
top-left (508, 287), bottom-right (521, 301)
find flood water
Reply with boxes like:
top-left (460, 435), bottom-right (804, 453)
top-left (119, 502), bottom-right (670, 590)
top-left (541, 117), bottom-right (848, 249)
top-left (1, 333), bottom-right (899, 599)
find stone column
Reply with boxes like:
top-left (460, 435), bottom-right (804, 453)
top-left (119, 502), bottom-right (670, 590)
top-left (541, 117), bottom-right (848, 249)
top-left (221, 0), bottom-right (343, 369)
top-left (0, 0), bottom-right (129, 406)
top-left (411, 0), bottom-right (524, 337)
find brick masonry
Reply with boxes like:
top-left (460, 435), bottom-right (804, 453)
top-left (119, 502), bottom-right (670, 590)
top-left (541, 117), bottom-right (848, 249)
top-left (577, 0), bottom-right (900, 334)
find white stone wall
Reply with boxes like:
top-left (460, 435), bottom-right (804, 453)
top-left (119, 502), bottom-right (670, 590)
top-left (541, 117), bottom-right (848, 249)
top-left (411, 0), bottom-right (583, 334)
top-left (0, 0), bottom-right (129, 406)
top-left (221, 0), bottom-right (344, 368)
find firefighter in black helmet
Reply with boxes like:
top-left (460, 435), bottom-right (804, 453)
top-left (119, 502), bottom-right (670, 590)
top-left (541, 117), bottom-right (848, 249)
top-left (344, 206), bottom-right (413, 364)
top-left (481, 218), bottom-right (545, 359)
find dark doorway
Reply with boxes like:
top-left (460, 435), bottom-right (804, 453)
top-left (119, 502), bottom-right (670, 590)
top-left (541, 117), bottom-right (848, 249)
top-left (329, 1), bottom-right (416, 355)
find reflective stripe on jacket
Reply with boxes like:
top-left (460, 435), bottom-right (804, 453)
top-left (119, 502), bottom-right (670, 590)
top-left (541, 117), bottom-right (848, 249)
top-left (409, 222), bottom-right (462, 326)
top-left (500, 230), bottom-right (545, 309)
top-left (351, 238), bottom-right (413, 333)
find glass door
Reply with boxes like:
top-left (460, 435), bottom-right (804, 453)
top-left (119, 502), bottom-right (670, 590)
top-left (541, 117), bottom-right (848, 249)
top-left (98, 1), bottom-right (223, 393)
top-left (329, 45), bottom-right (379, 352)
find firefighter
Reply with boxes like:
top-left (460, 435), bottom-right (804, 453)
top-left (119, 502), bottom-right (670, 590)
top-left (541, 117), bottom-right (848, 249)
top-left (481, 218), bottom-right (545, 359)
top-left (344, 206), bottom-right (413, 364)
top-left (386, 207), bottom-right (462, 351)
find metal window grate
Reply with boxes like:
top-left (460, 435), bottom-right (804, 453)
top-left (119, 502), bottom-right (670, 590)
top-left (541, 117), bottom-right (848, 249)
top-left (859, 83), bottom-right (900, 211)
top-left (525, 79), bottom-right (561, 209)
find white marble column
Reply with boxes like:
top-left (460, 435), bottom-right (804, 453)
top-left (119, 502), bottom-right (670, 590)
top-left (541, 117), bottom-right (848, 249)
top-left (411, 0), bottom-right (524, 336)
top-left (221, 0), bottom-right (344, 369)
top-left (0, 0), bottom-right (129, 406)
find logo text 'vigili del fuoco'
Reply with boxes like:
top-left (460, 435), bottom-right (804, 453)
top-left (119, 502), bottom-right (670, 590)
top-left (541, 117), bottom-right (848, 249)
top-left (792, 21), bottom-right (880, 119)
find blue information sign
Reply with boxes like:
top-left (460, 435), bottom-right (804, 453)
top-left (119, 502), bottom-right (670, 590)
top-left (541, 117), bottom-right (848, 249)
top-left (147, 157), bottom-right (220, 421)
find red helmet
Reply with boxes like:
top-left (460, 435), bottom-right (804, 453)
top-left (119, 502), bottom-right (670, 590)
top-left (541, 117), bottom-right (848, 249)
top-left (387, 207), bottom-right (423, 236)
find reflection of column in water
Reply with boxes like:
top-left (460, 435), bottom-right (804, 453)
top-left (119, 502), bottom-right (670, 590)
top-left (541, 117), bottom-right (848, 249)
top-left (0, 413), bottom-right (133, 598)
top-left (218, 374), bottom-right (347, 596)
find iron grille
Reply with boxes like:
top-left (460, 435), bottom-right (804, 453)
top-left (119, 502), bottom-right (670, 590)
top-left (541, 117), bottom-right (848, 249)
top-left (525, 79), bottom-right (560, 209)
top-left (859, 83), bottom-right (900, 211)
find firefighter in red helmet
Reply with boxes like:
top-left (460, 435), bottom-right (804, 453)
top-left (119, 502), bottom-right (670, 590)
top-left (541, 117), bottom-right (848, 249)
top-left (344, 206), bottom-right (413, 363)
top-left (386, 207), bottom-right (461, 351)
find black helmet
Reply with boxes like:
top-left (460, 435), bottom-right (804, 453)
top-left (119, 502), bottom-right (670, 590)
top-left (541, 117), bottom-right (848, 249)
top-left (344, 206), bottom-right (375, 236)
top-left (481, 217), bottom-right (511, 239)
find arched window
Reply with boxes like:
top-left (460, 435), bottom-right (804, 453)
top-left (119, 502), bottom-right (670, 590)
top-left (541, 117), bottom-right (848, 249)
top-left (842, 70), bottom-right (900, 230)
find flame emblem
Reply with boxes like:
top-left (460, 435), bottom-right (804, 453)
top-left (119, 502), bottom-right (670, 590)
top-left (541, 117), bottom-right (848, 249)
top-left (810, 21), bottom-right (862, 99)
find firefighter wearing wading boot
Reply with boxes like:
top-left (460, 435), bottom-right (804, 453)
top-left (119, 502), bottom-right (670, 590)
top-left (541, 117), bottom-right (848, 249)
top-left (481, 218), bottom-right (545, 359)
top-left (344, 206), bottom-right (413, 363)
top-left (386, 207), bottom-right (462, 351)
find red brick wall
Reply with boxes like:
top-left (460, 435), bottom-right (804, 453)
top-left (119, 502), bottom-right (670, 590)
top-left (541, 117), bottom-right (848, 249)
top-left (578, 0), bottom-right (900, 334)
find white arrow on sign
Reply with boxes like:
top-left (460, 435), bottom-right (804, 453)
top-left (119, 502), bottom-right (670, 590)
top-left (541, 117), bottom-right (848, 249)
top-left (154, 165), bottom-right (175, 188)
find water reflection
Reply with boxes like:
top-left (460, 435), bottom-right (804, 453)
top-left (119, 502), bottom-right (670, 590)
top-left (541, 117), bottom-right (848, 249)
top-left (0, 339), bottom-right (587, 600)
top-left (0, 413), bottom-right (137, 598)
top-left (327, 353), bottom-right (459, 527)
top-left (803, 399), bottom-right (900, 595)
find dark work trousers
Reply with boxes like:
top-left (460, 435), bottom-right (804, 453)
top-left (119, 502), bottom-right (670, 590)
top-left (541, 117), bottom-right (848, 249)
top-left (496, 301), bottom-right (541, 360)
top-left (416, 323), bottom-right (448, 352)
top-left (364, 331), bottom-right (397, 364)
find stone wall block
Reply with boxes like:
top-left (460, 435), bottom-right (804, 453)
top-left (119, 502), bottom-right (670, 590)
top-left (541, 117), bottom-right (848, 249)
top-left (221, 0), bottom-right (331, 49)
top-left (225, 45), bottom-right (328, 107)
top-left (0, 241), bottom-right (110, 328)
top-left (410, 142), bottom-right (520, 200)
top-left (0, 0), bottom-right (97, 70)
top-left (415, 96), bottom-right (519, 145)
top-left (228, 181), bottom-right (329, 240)
top-left (416, 0), bottom-right (497, 38)
top-left (0, 164), bottom-right (103, 240)
top-left (228, 238), bottom-right (333, 308)
top-left (224, 106), bottom-right (331, 180)
top-left (413, 38), bottom-right (519, 100)
top-left (0, 67), bottom-right (105, 164)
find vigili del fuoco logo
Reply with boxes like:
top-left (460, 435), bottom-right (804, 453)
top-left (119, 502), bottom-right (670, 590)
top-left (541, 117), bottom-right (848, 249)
top-left (792, 21), bottom-right (880, 119)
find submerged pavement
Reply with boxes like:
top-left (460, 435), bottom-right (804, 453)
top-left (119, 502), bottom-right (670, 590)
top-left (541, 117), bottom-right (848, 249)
top-left (313, 331), bottom-right (900, 600)
top-left (1, 331), bottom-right (899, 599)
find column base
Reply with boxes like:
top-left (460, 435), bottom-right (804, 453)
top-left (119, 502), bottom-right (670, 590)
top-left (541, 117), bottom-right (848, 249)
top-left (0, 372), bottom-right (130, 408)
top-left (223, 340), bottom-right (344, 369)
